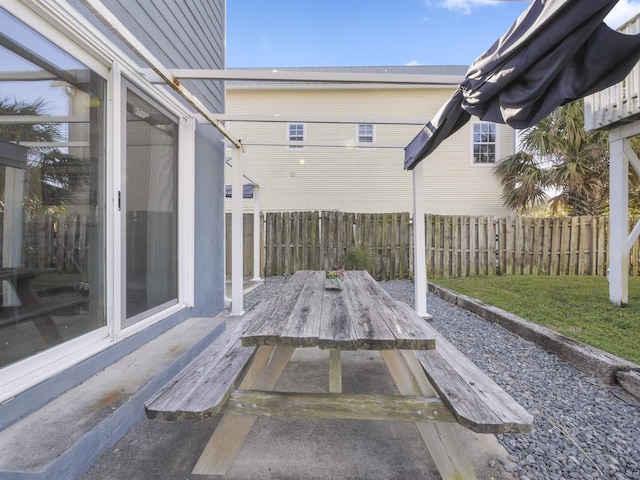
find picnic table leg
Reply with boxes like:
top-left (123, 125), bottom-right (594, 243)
top-left (328, 349), bottom-right (342, 393)
top-left (380, 349), bottom-right (476, 480)
top-left (192, 345), bottom-right (295, 475)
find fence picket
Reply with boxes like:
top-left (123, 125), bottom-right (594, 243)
top-left (14, 212), bottom-right (640, 281)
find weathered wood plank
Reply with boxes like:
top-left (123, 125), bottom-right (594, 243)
top-left (342, 271), bottom-right (399, 350)
top-left (278, 270), bottom-right (323, 346)
top-left (145, 305), bottom-right (266, 420)
top-left (616, 370), bottom-right (640, 399)
top-left (318, 286), bottom-right (358, 350)
top-left (568, 216), bottom-right (579, 275)
top-left (192, 345), bottom-right (295, 476)
top-left (541, 218), bottom-right (552, 274)
top-left (345, 271), bottom-right (436, 350)
top-left (328, 349), bottom-right (342, 393)
top-left (241, 271), bottom-right (311, 346)
top-left (222, 390), bottom-right (455, 423)
top-left (394, 302), bottom-right (533, 434)
top-left (380, 349), bottom-right (476, 480)
top-left (550, 217), bottom-right (561, 275)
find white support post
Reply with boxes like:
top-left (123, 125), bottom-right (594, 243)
top-left (231, 146), bottom-right (245, 315)
top-left (222, 206), bottom-right (231, 309)
top-left (608, 138), bottom-right (629, 306)
top-left (251, 186), bottom-right (263, 282)
top-left (412, 163), bottom-right (431, 319)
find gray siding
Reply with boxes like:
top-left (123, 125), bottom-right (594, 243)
top-left (69, 0), bottom-right (225, 113)
top-left (0, 0), bottom-right (227, 434)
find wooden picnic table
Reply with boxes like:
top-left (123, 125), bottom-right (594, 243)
top-left (0, 267), bottom-right (62, 342)
top-left (242, 270), bottom-right (437, 351)
top-left (147, 270), bottom-right (533, 479)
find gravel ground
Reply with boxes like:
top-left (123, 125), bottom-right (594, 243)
top-left (246, 277), bottom-right (640, 480)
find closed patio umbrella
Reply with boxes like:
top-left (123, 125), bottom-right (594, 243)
top-left (404, 0), bottom-right (640, 170)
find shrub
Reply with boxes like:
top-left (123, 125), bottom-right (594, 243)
top-left (342, 246), bottom-right (376, 272)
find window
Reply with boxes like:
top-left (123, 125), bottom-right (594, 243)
top-left (287, 123), bottom-right (305, 149)
top-left (357, 124), bottom-right (374, 145)
top-left (472, 122), bottom-right (497, 164)
top-left (0, 8), bottom-right (106, 367)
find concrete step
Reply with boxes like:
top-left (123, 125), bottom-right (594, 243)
top-left (0, 313), bottom-right (227, 480)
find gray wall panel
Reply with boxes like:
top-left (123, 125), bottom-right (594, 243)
top-left (68, 0), bottom-right (225, 112)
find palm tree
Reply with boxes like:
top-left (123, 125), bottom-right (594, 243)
top-left (0, 97), bottom-right (62, 214)
top-left (0, 97), bottom-right (60, 145)
top-left (494, 100), bottom-right (612, 216)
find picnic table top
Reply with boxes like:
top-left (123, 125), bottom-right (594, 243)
top-left (241, 270), bottom-right (437, 351)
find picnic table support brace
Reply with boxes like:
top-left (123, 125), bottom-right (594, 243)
top-left (192, 345), bottom-right (295, 475)
top-left (380, 349), bottom-right (476, 480)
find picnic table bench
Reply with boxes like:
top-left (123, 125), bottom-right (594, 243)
top-left (0, 268), bottom-right (72, 342)
top-left (145, 270), bottom-right (533, 478)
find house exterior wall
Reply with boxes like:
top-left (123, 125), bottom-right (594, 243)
top-left (68, 0), bottom-right (226, 115)
top-left (0, 0), bottom-right (226, 420)
top-left (225, 82), bottom-right (515, 216)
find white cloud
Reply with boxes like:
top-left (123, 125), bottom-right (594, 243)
top-left (605, 0), bottom-right (640, 28)
top-left (426, 0), bottom-right (501, 15)
top-left (429, 0), bottom-right (640, 24)
top-left (406, 60), bottom-right (423, 66)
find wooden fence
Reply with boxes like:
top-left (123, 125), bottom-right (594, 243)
top-left (5, 212), bottom-right (636, 279)
top-left (0, 213), bottom-right (90, 273)
top-left (241, 211), bottom-right (640, 280)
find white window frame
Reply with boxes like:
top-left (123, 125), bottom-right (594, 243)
top-left (470, 122), bottom-right (499, 166)
top-left (116, 79), bottom-right (193, 337)
top-left (356, 123), bottom-right (375, 147)
top-left (0, 1), bottom-right (196, 401)
top-left (287, 123), bottom-right (306, 150)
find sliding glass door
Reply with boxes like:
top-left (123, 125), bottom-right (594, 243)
top-left (0, 8), bottom-right (106, 368)
top-left (122, 86), bottom-right (178, 328)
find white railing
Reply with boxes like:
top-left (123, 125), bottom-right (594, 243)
top-left (584, 14), bottom-right (640, 131)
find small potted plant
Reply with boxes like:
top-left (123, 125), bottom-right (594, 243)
top-left (324, 267), bottom-right (344, 290)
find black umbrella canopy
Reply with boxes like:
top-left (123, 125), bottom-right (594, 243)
top-left (404, 0), bottom-right (640, 170)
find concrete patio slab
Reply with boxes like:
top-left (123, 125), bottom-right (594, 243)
top-left (82, 347), bottom-right (516, 480)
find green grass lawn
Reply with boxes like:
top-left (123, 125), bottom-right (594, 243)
top-left (430, 275), bottom-right (640, 364)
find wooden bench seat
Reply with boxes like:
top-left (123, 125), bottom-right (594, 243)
top-left (395, 301), bottom-right (533, 434)
top-left (145, 303), bottom-right (268, 421)
top-left (0, 297), bottom-right (88, 326)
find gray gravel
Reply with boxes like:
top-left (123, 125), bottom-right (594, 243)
top-left (246, 277), bottom-right (640, 480)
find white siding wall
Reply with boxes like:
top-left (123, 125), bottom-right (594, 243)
top-left (225, 85), bottom-right (514, 216)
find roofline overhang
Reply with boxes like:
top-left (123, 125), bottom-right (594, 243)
top-left (141, 68), bottom-right (465, 86)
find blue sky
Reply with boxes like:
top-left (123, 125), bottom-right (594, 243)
top-left (226, 0), bottom-right (640, 68)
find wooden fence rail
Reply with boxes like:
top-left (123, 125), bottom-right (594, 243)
top-left (239, 211), bottom-right (640, 280)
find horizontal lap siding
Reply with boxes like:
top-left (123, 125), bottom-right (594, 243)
top-left (225, 87), bottom-right (513, 216)
top-left (81, 0), bottom-right (225, 110)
